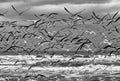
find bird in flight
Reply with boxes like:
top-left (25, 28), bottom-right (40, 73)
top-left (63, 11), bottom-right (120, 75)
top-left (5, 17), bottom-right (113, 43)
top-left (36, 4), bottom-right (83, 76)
top-left (64, 7), bottom-right (85, 17)
top-left (0, 10), bottom-right (8, 16)
top-left (11, 5), bottom-right (30, 16)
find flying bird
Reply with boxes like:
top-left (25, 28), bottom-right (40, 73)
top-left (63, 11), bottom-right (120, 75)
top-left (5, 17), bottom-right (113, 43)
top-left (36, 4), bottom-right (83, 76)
top-left (39, 14), bottom-right (47, 16)
top-left (92, 11), bottom-right (101, 20)
top-left (28, 62), bottom-right (42, 71)
top-left (11, 5), bottom-right (30, 16)
top-left (106, 11), bottom-right (119, 26)
top-left (0, 10), bottom-right (8, 16)
top-left (115, 16), bottom-right (120, 22)
top-left (47, 12), bottom-right (59, 18)
top-left (64, 7), bottom-right (85, 17)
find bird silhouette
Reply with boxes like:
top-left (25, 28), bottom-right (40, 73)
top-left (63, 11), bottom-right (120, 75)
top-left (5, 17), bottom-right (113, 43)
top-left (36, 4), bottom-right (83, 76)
top-left (28, 62), bottom-right (42, 71)
top-left (11, 5), bottom-right (30, 16)
top-left (106, 11), bottom-right (119, 26)
top-left (47, 12), bottom-right (59, 18)
top-left (115, 16), bottom-right (120, 22)
top-left (92, 11), bottom-right (101, 20)
top-left (64, 7), bottom-right (85, 17)
top-left (92, 12), bottom-right (108, 24)
top-left (0, 10), bottom-right (8, 16)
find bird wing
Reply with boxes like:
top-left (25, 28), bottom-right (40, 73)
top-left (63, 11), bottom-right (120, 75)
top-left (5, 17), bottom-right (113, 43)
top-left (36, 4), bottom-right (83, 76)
top-left (11, 5), bottom-right (19, 14)
top-left (115, 16), bottom-right (120, 22)
top-left (112, 11), bottom-right (119, 19)
top-left (39, 14), bottom-right (46, 16)
top-left (92, 11), bottom-right (101, 20)
top-left (64, 7), bottom-right (73, 16)
top-left (47, 13), bottom-right (59, 18)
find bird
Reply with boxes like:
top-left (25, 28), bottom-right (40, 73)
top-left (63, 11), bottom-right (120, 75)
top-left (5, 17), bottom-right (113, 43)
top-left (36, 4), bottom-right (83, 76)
top-left (39, 14), bottom-right (47, 17)
top-left (75, 39), bottom-right (92, 54)
top-left (11, 5), bottom-right (30, 16)
top-left (23, 73), bottom-right (46, 80)
top-left (0, 10), bottom-right (8, 16)
top-left (106, 11), bottom-right (119, 26)
top-left (64, 7), bottom-right (85, 17)
top-left (59, 32), bottom-right (72, 42)
top-left (27, 62), bottom-right (42, 71)
top-left (47, 12), bottom-right (59, 18)
top-left (115, 16), bottom-right (120, 22)
top-left (9, 21), bottom-right (17, 25)
top-left (3, 45), bottom-right (27, 54)
top-left (92, 11), bottom-right (101, 20)
top-left (91, 11), bottom-right (108, 24)
top-left (14, 60), bottom-right (27, 65)
top-left (70, 35), bottom-right (80, 43)
top-left (6, 31), bottom-right (14, 41)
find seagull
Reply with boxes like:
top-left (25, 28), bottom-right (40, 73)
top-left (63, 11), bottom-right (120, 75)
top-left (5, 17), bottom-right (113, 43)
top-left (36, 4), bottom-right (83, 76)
top-left (0, 10), bottom-right (8, 16)
top-left (11, 5), bottom-right (30, 16)
top-left (64, 7), bottom-right (85, 17)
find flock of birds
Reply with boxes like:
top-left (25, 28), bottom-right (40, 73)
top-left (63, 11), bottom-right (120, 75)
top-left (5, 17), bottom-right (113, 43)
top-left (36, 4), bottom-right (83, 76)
top-left (0, 5), bottom-right (119, 81)
top-left (0, 4), bottom-right (120, 72)
top-left (0, 5), bottom-right (119, 55)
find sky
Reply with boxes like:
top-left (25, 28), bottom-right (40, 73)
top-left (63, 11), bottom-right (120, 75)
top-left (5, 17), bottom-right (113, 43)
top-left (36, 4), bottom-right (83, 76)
top-left (0, 0), bottom-right (119, 20)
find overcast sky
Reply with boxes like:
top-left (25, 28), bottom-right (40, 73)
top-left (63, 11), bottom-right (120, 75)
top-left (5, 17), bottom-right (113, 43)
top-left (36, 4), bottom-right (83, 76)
top-left (0, 0), bottom-right (119, 20)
